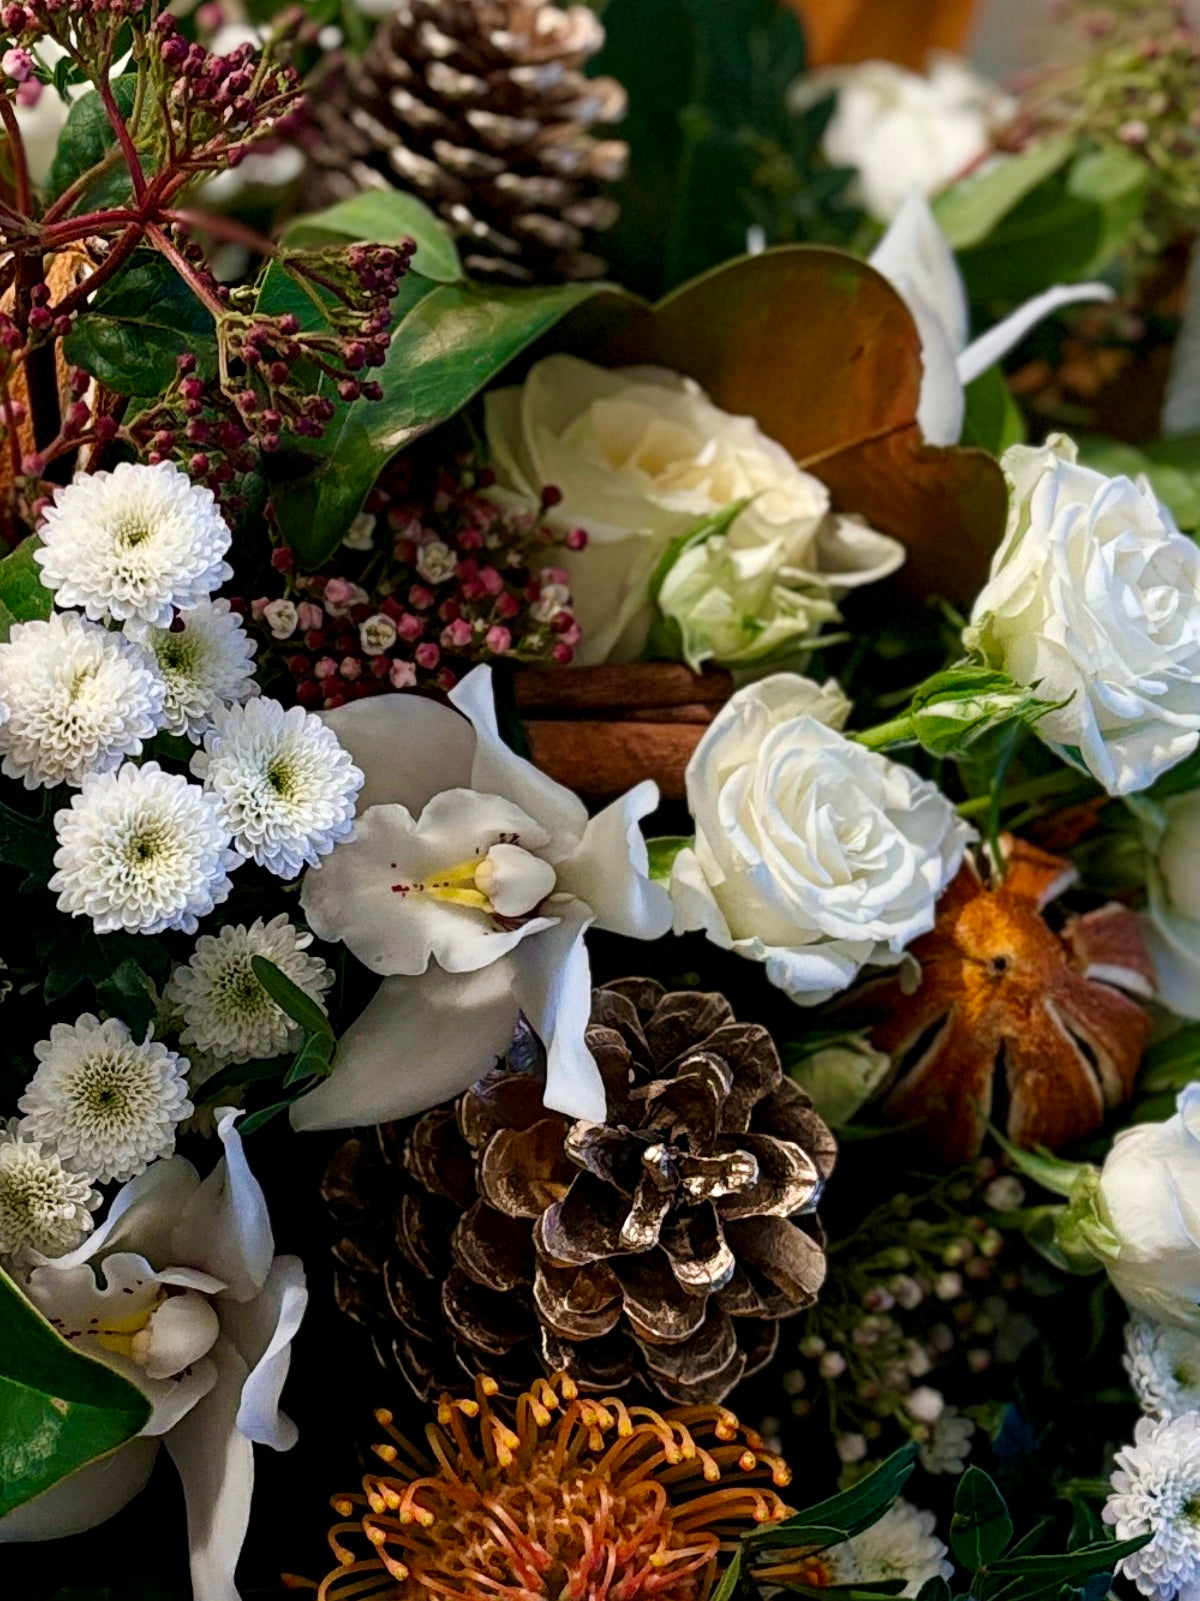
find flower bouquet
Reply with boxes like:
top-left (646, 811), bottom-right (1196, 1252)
top-left (4, 2), bottom-right (1200, 1599)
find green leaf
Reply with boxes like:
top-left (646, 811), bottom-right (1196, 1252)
top-left (647, 836), bottom-right (692, 882)
top-left (1141, 1024), bottom-right (1200, 1093)
top-left (0, 1265), bottom-right (151, 1517)
top-left (914, 1581), bottom-right (952, 1601)
top-left (46, 75), bottom-right (139, 213)
top-left (94, 957), bottom-right (159, 1040)
top-left (63, 251), bottom-right (217, 398)
top-left (250, 956), bottom-right (333, 1041)
top-left (0, 537), bottom-right (53, 636)
top-left (934, 135), bottom-right (1078, 251)
top-left (950, 1467), bottom-right (1013, 1572)
top-left (743, 1444), bottom-right (918, 1551)
top-left (961, 366), bottom-right (1027, 456)
top-left (1075, 434), bottom-right (1200, 532)
top-left (0, 799), bottom-right (55, 890)
top-left (711, 1546), bottom-right (744, 1601)
top-left (267, 278), bottom-right (616, 566)
top-left (981, 1534), bottom-right (1149, 1601)
top-left (646, 498), bottom-right (752, 604)
top-left (282, 191), bottom-right (462, 283)
top-left (857, 666), bottom-right (1058, 759)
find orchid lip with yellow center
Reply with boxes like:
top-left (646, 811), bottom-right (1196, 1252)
top-left (391, 843), bottom-right (557, 920)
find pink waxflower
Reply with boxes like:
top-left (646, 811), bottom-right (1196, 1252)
top-left (485, 625), bottom-right (512, 655)
top-left (296, 602), bottom-right (324, 632)
top-left (3, 47), bottom-right (34, 83)
top-left (389, 659), bottom-right (417, 689)
top-left (441, 618), bottom-right (473, 650)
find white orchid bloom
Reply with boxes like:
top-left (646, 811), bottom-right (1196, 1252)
top-left (293, 665), bottom-right (672, 1131)
top-left (869, 189), bottom-right (1116, 447)
top-left (0, 1111), bottom-right (306, 1601)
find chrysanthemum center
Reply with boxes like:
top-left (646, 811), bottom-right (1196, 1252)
top-left (112, 513), bottom-right (157, 549)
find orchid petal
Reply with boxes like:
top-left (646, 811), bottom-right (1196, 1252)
top-left (224, 1255), bottom-right (307, 1452)
top-left (554, 780), bottom-right (672, 939)
top-left (321, 692), bottom-right (474, 814)
top-left (451, 666), bottom-right (588, 857)
top-left (163, 1333), bottom-right (253, 1601)
top-left (512, 902), bottom-right (605, 1122)
top-left (170, 1109), bottom-right (273, 1304)
top-left (870, 189), bottom-right (970, 354)
top-left (31, 1156), bottom-right (199, 1272)
top-left (957, 282), bottom-right (1116, 386)
top-left (0, 1437), bottom-right (160, 1543)
top-left (290, 963), bottom-right (521, 1132)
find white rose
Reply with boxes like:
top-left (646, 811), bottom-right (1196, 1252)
top-left (797, 54), bottom-right (1013, 222)
top-left (1138, 792), bottom-right (1200, 1017)
top-left (670, 673), bottom-right (974, 1004)
top-left (1099, 1085), bottom-right (1200, 1330)
top-left (484, 355), bottom-right (903, 664)
top-left (965, 435), bottom-right (1200, 796)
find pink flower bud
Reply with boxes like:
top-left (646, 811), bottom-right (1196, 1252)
top-left (389, 659), bottom-right (417, 689)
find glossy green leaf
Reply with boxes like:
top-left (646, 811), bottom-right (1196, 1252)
top-left (950, 1467), bottom-right (1013, 1572)
top-left (744, 1444), bottom-right (918, 1551)
top-left (0, 538), bottom-right (52, 638)
top-left (250, 956), bottom-right (334, 1041)
top-left (283, 191), bottom-right (462, 283)
top-left (0, 1266), bottom-right (151, 1518)
top-left (962, 366), bottom-right (1027, 456)
top-left (980, 1533), bottom-right (1149, 1601)
top-left (63, 251), bottom-right (217, 398)
top-left (267, 278), bottom-right (614, 566)
top-left (934, 135), bottom-right (1077, 251)
top-left (46, 76), bottom-right (139, 213)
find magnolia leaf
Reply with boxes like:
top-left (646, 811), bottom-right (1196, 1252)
top-left (0, 538), bottom-right (53, 638)
top-left (645, 248), bottom-right (1007, 603)
top-left (950, 1467), bottom-right (1013, 1572)
top-left (282, 191), bottom-right (462, 283)
top-left (0, 1266), bottom-right (151, 1517)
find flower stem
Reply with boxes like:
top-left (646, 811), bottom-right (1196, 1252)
top-left (853, 714), bottom-right (916, 751)
top-left (956, 768), bottom-right (1084, 819)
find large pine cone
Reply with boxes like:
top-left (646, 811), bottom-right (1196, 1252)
top-left (302, 0), bottom-right (628, 283)
top-left (323, 979), bottom-right (836, 1406)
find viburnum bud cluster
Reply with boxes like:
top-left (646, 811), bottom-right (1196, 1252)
top-left (244, 457), bottom-right (586, 710)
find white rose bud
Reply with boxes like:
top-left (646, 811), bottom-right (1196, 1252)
top-left (484, 355), bottom-right (903, 664)
top-left (794, 55), bottom-right (1013, 222)
top-left (966, 435), bottom-right (1200, 796)
top-left (670, 674), bottom-right (973, 1006)
top-left (1098, 1085), bottom-right (1200, 1330)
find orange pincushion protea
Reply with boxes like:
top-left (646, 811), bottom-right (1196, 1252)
top-left (306, 1374), bottom-right (792, 1601)
top-left (860, 837), bottom-right (1154, 1163)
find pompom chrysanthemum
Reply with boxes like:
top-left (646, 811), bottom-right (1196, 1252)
top-left (126, 598), bottom-right (258, 743)
top-left (1126, 1315), bottom-right (1200, 1420)
top-left (51, 762), bottom-right (239, 935)
top-left (191, 698), bottom-right (362, 879)
top-left (829, 1502), bottom-right (954, 1598)
top-left (0, 612), bottom-right (165, 789)
top-left (164, 915), bottom-right (334, 1065)
top-left (1105, 1412), bottom-right (1200, 1600)
top-left (0, 1121), bottom-right (100, 1260)
top-left (35, 461), bottom-right (233, 627)
top-left (18, 1015), bottom-right (192, 1183)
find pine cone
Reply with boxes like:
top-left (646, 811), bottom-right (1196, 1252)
top-left (323, 979), bottom-right (836, 1406)
top-left (302, 0), bottom-right (628, 283)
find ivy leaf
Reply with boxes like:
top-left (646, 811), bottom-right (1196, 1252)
top-left (46, 75), bottom-right (139, 214)
top-left (0, 537), bottom-right (53, 639)
top-left (950, 1466), bottom-right (1013, 1572)
top-left (63, 252), bottom-right (217, 398)
top-left (0, 1265), bottom-right (151, 1518)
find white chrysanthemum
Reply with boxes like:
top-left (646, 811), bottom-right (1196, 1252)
top-left (0, 1120), bottom-right (99, 1259)
top-left (831, 1502), bottom-right (954, 1599)
top-left (18, 1014), bottom-right (192, 1183)
top-left (125, 598), bottom-right (259, 743)
top-left (164, 915), bottom-right (334, 1066)
top-left (191, 698), bottom-right (363, 879)
top-left (1127, 1316), bottom-right (1200, 1421)
top-left (1104, 1412), bottom-right (1200, 1600)
top-left (0, 612), bottom-right (165, 789)
top-left (920, 1406), bottom-right (975, 1475)
top-left (51, 762), bottom-right (239, 935)
top-left (35, 461), bottom-right (233, 626)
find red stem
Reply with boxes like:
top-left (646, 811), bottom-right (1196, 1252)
top-left (0, 100), bottom-right (32, 220)
top-left (49, 223), bottom-right (143, 322)
top-left (164, 208), bottom-right (279, 258)
top-left (144, 223), bottom-right (227, 321)
top-left (98, 76), bottom-right (147, 206)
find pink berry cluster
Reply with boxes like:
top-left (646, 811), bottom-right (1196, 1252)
top-left (243, 456), bottom-right (587, 710)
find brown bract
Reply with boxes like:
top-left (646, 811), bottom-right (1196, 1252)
top-left (856, 837), bottom-right (1154, 1163)
top-left (324, 980), bottom-right (836, 1406)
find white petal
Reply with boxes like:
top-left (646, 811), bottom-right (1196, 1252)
top-left (870, 189), bottom-right (970, 354)
top-left (512, 904), bottom-right (606, 1122)
top-left (169, 1109), bottom-right (273, 1304)
top-left (554, 781), bottom-right (672, 939)
top-left (224, 1255), bottom-right (307, 1451)
top-left (0, 1437), bottom-right (160, 1542)
top-left (957, 282), bottom-right (1116, 386)
top-left (290, 964), bottom-right (521, 1132)
top-left (810, 514), bottom-right (907, 589)
top-left (163, 1334), bottom-right (253, 1601)
top-left (32, 1156), bottom-right (199, 1271)
top-left (140, 1292), bottom-right (221, 1381)
top-left (320, 693), bottom-right (474, 814)
top-left (451, 666), bottom-right (588, 858)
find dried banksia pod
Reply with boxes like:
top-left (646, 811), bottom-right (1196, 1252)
top-left (303, 0), bottom-right (629, 283)
top-left (305, 1372), bottom-right (793, 1601)
top-left (323, 980), bottom-right (837, 1406)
